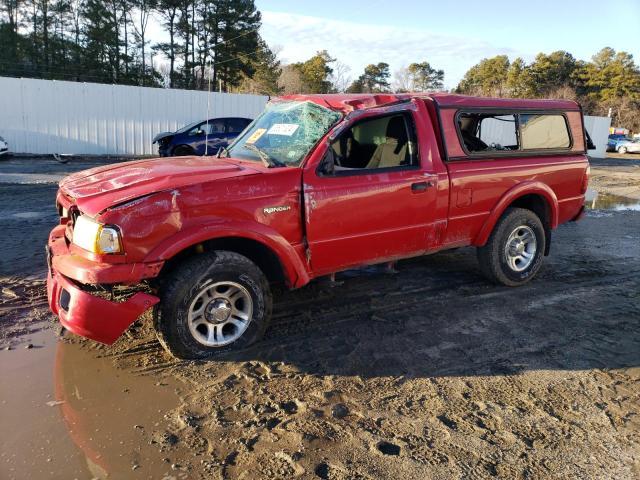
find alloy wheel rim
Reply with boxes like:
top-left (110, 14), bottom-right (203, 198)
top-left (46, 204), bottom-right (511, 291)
top-left (187, 281), bottom-right (253, 347)
top-left (504, 225), bottom-right (537, 272)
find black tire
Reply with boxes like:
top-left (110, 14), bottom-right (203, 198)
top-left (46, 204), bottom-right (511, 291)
top-left (477, 208), bottom-right (546, 287)
top-left (618, 146), bottom-right (628, 154)
top-left (172, 145), bottom-right (194, 156)
top-left (154, 251), bottom-right (272, 359)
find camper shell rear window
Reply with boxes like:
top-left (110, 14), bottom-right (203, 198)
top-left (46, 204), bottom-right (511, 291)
top-left (455, 110), bottom-right (572, 157)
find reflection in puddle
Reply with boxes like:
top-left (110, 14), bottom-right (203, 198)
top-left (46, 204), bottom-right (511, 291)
top-left (585, 190), bottom-right (640, 211)
top-left (0, 327), bottom-right (186, 479)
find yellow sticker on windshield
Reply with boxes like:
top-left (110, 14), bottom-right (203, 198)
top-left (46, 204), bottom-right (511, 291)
top-left (246, 128), bottom-right (267, 145)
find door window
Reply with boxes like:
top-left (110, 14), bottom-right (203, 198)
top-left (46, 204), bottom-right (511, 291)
top-left (203, 120), bottom-right (225, 135)
top-left (186, 123), bottom-right (206, 136)
top-left (186, 121), bottom-right (224, 136)
top-left (324, 113), bottom-right (418, 174)
top-left (226, 118), bottom-right (251, 134)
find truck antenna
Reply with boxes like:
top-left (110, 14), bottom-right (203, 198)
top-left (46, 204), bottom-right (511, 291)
top-left (205, 56), bottom-right (212, 156)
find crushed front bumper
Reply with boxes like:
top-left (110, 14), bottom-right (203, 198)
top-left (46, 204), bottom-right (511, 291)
top-left (46, 226), bottom-right (160, 345)
top-left (47, 270), bottom-right (159, 344)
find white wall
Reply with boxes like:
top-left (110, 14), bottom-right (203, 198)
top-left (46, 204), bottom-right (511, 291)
top-left (0, 77), bottom-right (268, 155)
top-left (583, 115), bottom-right (611, 158)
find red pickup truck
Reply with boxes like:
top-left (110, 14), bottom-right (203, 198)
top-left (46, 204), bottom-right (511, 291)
top-left (47, 93), bottom-right (590, 359)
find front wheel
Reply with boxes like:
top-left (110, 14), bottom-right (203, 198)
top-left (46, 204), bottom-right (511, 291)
top-left (618, 146), bottom-right (628, 154)
top-left (477, 208), bottom-right (546, 286)
top-left (173, 145), bottom-right (194, 156)
top-left (154, 251), bottom-right (272, 359)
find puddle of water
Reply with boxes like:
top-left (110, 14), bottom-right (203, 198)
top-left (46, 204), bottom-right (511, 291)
top-left (585, 190), bottom-right (640, 211)
top-left (0, 327), bottom-right (186, 480)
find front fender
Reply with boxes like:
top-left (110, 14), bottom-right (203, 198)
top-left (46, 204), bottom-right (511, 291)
top-left (473, 181), bottom-right (559, 247)
top-left (144, 220), bottom-right (310, 288)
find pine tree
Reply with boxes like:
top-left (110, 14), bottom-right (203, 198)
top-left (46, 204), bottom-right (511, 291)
top-left (407, 61), bottom-right (444, 91)
top-left (456, 55), bottom-right (510, 96)
top-left (154, 0), bottom-right (180, 87)
top-left (82, 0), bottom-right (120, 82)
top-left (292, 50), bottom-right (335, 93)
top-left (208, 0), bottom-right (261, 92)
top-left (237, 40), bottom-right (281, 95)
top-left (348, 62), bottom-right (390, 93)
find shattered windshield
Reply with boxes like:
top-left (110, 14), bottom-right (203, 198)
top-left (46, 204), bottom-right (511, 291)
top-left (226, 101), bottom-right (342, 167)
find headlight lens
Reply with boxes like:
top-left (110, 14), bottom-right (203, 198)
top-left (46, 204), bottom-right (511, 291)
top-left (97, 226), bottom-right (122, 253)
top-left (72, 215), bottom-right (122, 254)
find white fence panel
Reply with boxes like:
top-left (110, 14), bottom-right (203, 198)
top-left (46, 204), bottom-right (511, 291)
top-left (0, 77), bottom-right (268, 155)
top-left (583, 115), bottom-right (611, 158)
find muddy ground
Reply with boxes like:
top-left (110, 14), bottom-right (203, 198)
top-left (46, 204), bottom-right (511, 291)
top-left (589, 153), bottom-right (640, 200)
top-left (1, 155), bottom-right (639, 479)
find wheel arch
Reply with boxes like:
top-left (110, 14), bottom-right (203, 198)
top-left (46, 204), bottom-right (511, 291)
top-left (148, 227), bottom-right (309, 289)
top-left (473, 182), bottom-right (559, 254)
top-left (172, 144), bottom-right (195, 156)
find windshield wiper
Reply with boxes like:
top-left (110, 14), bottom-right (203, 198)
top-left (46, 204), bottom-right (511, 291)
top-left (243, 144), bottom-right (286, 168)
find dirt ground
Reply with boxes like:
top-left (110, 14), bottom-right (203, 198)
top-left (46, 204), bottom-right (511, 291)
top-left (589, 154), bottom-right (640, 200)
top-left (1, 155), bottom-right (639, 479)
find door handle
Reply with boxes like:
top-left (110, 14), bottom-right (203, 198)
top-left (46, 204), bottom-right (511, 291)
top-left (411, 181), bottom-right (433, 193)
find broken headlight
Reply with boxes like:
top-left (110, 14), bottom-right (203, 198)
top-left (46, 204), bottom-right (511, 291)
top-left (72, 215), bottom-right (123, 254)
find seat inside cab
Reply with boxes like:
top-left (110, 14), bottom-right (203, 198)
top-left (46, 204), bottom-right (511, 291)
top-left (330, 114), bottom-right (417, 171)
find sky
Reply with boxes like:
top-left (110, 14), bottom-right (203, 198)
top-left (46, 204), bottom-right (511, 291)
top-left (150, 0), bottom-right (640, 89)
top-left (256, 0), bottom-right (640, 88)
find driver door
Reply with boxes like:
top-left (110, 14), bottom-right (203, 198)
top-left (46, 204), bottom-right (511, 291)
top-left (303, 109), bottom-right (438, 275)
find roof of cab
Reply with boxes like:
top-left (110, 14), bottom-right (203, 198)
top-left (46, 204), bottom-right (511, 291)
top-left (278, 93), bottom-right (581, 113)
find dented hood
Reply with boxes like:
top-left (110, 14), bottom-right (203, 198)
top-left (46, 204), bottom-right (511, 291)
top-left (60, 156), bottom-right (261, 216)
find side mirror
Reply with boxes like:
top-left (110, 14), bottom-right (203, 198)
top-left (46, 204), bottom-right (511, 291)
top-left (319, 148), bottom-right (336, 176)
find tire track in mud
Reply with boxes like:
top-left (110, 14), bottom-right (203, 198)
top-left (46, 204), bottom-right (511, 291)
top-left (260, 260), bottom-right (640, 349)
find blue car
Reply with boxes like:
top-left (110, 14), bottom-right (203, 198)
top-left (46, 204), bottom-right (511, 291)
top-left (607, 134), bottom-right (630, 152)
top-left (153, 117), bottom-right (253, 157)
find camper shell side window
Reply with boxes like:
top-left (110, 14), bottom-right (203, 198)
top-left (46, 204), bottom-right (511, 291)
top-left (455, 110), bottom-right (573, 157)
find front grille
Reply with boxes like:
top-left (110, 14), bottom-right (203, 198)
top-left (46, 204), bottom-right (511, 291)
top-left (64, 206), bottom-right (79, 244)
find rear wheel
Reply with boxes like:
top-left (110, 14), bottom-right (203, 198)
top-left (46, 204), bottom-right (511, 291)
top-left (154, 251), bottom-right (272, 359)
top-left (173, 145), bottom-right (194, 156)
top-left (477, 208), bottom-right (546, 286)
